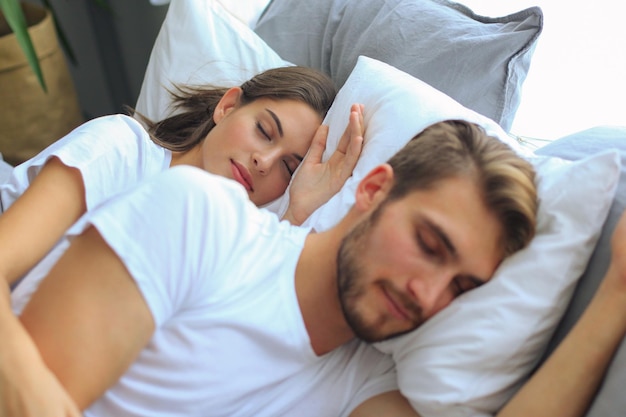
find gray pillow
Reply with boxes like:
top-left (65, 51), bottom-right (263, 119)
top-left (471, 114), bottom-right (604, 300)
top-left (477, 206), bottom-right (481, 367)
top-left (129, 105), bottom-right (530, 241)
top-left (0, 155), bottom-right (12, 185)
top-left (535, 126), bottom-right (626, 417)
top-left (0, 155), bottom-right (13, 214)
top-left (255, 0), bottom-right (543, 131)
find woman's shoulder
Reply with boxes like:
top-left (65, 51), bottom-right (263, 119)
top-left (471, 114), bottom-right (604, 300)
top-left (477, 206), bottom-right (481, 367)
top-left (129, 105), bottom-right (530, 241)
top-left (65, 114), bottom-right (163, 158)
top-left (78, 114), bottom-right (147, 136)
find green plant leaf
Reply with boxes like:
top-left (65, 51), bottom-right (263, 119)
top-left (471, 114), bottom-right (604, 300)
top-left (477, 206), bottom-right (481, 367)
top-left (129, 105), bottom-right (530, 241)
top-left (0, 0), bottom-right (47, 91)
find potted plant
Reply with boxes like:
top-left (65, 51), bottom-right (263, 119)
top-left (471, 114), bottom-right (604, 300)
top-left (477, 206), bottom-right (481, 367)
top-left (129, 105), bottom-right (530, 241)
top-left (0, 0), bottom-right (84, 166)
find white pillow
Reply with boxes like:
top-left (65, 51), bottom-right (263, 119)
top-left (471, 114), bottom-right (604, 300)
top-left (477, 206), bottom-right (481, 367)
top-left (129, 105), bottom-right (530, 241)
top-left (216, 0), bottom-right (271, 28)
top-left (300, 56), bottom-right (621, 416)
top-left (276, 55), bottom-right (532, 227)
top-left (378, 151), bottom-right (619, 417)
top-left (135, 0), bottom-right (289, 122)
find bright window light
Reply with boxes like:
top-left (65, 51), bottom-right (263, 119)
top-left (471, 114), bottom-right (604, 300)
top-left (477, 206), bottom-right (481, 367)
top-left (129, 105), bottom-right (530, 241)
top-left (457, 0), bottom-right (626, 142)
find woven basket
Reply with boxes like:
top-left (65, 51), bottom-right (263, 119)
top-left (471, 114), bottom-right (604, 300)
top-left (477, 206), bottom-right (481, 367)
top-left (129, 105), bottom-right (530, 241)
top-left (0, 2), bottom-right (83, 166)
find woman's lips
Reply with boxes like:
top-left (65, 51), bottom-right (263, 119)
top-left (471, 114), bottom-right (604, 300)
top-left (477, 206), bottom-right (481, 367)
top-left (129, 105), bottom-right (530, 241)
top-left (231, 160), bottom-right (254, 192)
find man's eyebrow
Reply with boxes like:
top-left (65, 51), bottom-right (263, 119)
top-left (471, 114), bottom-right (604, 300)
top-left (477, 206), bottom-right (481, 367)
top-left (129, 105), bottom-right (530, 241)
top-left (265, 108), bottom-right (283, 137)
top-left (423, 218), bottom-right (489, 286)
top-left (423, 218), bottom-right (457, 259)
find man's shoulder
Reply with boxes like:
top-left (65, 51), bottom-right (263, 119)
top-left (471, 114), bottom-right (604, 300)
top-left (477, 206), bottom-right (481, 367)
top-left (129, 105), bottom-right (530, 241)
top-left (157, 166), bottom-right (272, 227)
top-left (163, 166), bottom-right (252, 205)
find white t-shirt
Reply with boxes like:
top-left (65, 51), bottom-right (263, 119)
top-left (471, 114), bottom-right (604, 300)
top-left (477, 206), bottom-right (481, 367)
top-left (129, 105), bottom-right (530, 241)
top-left (0, 114), bottom-right (170, 213)
top-left (13, 166), bottom-right (397, 417)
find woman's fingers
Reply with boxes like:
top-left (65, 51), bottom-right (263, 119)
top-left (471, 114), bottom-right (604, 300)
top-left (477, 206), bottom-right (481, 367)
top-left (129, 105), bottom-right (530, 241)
top-left (303, 124), bottom-right (329, 165)
top-left (340, 131), bottom-right (364, 180)
top-left (335, 104), bottom-right (363, 155)
top-left (297, 103), bottom-right (364, 182)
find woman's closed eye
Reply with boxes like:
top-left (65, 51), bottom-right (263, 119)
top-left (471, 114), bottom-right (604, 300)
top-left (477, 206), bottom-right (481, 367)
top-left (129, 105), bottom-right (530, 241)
top-left (283, 159), bottom-right (295, 177)
top-left (283, 155), bottom-right (304, 177)
top-left (256, 121), bottom-right (272, 141)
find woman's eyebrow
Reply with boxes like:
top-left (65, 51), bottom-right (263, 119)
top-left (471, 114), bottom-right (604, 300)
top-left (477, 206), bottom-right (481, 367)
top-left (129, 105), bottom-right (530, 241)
top-left (265, 108), bottom-right (284, 137)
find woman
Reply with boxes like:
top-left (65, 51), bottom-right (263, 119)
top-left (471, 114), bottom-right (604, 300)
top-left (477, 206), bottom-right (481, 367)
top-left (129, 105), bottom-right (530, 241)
top-left (0, 65), bottom-right (364, 288)
top-left (0, 65), bottom-right (364, 417)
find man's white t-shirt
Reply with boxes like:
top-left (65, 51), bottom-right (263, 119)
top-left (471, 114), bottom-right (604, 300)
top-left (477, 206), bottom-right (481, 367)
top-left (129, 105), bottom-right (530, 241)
top-left (0, 114), bottom-right (170, 213)
top-left (13, 166), bottom-right (397, 417)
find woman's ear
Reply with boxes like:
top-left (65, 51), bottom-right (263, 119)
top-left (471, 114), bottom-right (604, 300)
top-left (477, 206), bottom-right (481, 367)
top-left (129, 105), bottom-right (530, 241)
top-left (213, 87), bottom-right (243, 124)
top-left (354, 164), bottom-right (394, 212)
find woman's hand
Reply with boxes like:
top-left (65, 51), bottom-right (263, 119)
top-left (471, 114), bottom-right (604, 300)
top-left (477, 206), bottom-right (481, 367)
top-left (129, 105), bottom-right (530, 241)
top-left (0, 345), bottom-right (82, 417)
top-left (283, 104), bottom-right (365, 225)
top-left (0, 287), bottom-right (82, 417)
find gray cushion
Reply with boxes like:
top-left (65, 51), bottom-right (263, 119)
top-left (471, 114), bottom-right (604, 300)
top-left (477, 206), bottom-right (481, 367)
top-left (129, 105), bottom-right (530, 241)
top-left (535, 125), bottom-right (626, 417)
top-left (0, 154), bottom-right (12, 184)
top-left (0, 155), bottom-right (13, 214)
top-left (255, 0), bottom-right (543, 131)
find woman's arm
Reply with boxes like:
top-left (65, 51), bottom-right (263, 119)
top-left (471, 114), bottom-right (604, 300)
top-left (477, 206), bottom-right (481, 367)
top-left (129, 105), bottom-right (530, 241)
top-left (0, 157), bottom-right (88, 416)
top-left (0, 283), bottom-right (82, 417)
top-left (19, 225), bottom-right (155, 410)
top-left (0, 157), bottom-right (86, 286)
top-left (282, 104), bottom-right (365, 225)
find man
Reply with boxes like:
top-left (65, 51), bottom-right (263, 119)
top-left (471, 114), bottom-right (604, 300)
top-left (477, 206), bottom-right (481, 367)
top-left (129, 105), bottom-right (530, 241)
top-left (7, 120), bottom-right (535, 416)
top-left (8, 119), bottom-right (621, 417)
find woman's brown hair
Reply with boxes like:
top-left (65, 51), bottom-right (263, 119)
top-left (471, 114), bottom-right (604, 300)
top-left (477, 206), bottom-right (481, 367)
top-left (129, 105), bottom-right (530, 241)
top-left (134, 66), bottom-right (336, 152)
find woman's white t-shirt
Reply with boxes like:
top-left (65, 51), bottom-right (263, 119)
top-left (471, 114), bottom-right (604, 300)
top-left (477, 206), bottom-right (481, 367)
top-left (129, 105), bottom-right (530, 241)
top-left (0, 114), bottom-right (171, 213)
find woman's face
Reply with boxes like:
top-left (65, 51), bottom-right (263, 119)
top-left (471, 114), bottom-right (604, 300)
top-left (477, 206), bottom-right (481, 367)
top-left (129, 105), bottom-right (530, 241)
top-left (200, 89), bottom-right (322, 206)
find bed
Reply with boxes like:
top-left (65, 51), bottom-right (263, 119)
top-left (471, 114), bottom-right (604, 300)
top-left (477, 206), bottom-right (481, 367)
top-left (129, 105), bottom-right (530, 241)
top-left (2, 0), bottom-right (626, 416)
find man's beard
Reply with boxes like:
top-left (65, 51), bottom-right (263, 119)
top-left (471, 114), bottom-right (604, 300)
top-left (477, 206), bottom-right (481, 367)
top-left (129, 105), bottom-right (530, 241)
top-left (336, 204), bottom-right (423, 343)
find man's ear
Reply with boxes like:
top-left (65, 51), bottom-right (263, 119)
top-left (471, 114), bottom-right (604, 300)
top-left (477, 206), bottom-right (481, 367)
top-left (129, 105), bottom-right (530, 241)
top-left (354, 164), bottom-right (394, 212)
top-left (213, 87), bottom-right (242, 124)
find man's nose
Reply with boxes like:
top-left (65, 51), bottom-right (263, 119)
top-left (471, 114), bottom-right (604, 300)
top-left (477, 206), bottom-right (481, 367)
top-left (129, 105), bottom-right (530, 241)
top-left (407, 271), bottom-right (456, 319)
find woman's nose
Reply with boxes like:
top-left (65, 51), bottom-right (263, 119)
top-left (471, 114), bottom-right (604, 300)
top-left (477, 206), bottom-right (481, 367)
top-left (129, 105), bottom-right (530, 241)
top-left (252, 149), bottom-right (280, 175)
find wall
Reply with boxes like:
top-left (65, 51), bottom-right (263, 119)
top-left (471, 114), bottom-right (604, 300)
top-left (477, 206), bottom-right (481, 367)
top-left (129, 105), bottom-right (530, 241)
top-left (35, 0), bottom-right (169, 120)
top-left (459, 0), bottom-right (626, 141)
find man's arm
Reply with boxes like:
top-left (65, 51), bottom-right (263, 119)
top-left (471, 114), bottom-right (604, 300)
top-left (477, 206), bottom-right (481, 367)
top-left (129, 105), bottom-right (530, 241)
top-left (349, 390), bottom-right (420, 417)
top-left (497, 210), bottom-right (626, 417)
top-left (19, 226), bottom-right (155, 410)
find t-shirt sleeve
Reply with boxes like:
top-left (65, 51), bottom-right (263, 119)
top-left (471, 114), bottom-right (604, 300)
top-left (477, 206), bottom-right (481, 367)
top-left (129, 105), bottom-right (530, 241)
top-left (71, 166), bottom-right (251, 327)
top-left (2, 114), bottom-right (169, 211)
top-left (340, 343), bottom-right (399, 417)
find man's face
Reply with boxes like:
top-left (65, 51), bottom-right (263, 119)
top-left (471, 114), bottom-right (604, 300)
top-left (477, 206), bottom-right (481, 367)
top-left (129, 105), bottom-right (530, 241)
top-left (337, 176), bottom-right (504, 342)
